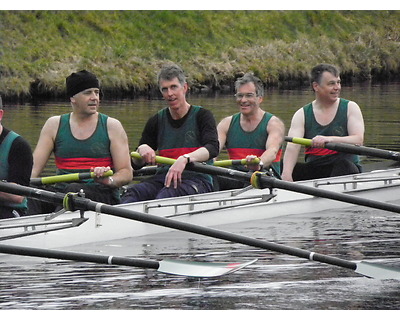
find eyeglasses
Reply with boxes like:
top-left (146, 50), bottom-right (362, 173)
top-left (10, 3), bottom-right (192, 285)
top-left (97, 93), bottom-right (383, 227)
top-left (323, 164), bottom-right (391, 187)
top-left (234, 93), bottom-right (257, 100)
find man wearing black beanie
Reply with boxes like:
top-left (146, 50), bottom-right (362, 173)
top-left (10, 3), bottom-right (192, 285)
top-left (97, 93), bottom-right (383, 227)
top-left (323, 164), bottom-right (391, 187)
top-left (28, 70), bottom-right (133, 215)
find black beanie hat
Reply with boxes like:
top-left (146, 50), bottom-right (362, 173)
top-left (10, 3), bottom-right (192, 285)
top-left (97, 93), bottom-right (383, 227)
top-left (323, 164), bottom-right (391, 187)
top-left (66, 70), bottom-right (100, 97)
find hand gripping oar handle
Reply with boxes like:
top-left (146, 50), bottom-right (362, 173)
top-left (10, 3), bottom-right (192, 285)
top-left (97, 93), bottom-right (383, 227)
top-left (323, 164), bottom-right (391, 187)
top-left (30, 170), bottom-right (114, 186)
top-left (1, 180), bottom-right (399, 279)
top-left (131, 152), bottom-right (175, 165)
top-left (285, 136), bottom-right (400, 161)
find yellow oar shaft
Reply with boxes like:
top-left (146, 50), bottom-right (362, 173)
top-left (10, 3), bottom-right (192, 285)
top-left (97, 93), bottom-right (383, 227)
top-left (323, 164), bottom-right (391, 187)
top-left (31, 170), bottom-right (113, 185)
top-left (131, 152), bottom-right (175, 165)
top-left (131, 152), bottom-right (260, 167)
top-left (285, 137), bottom-right (313, 147)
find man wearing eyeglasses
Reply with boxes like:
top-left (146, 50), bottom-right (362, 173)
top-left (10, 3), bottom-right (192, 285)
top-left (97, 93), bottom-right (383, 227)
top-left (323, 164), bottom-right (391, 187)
top-left (217, 73), bottom-right (285, 190)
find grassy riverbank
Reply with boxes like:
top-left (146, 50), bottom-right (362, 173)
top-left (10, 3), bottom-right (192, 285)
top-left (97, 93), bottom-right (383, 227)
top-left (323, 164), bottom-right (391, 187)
top-left (1, 10), bottom-right (399, 99)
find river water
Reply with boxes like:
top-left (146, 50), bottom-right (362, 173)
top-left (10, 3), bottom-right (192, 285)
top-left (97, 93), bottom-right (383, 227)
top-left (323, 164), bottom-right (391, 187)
top-left (1, 83), bottom-right (400, 310)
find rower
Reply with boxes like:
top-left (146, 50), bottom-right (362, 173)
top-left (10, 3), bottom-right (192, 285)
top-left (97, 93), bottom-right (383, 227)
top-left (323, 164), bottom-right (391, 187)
top-left (282, 63), bottom-right (365, 182)
top-left (0, 95), bottom-right (33, 219)
top-left (217, 73), bottom-right (285, 190)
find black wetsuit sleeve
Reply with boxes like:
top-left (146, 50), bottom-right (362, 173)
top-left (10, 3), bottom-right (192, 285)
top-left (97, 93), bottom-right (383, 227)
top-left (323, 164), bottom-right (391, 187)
top-left (138, 114), bottom-right (159, 150)
top-left (8, 136), bottom-right (33, 186)
top-left (197, 108), bottom-right (219, 159)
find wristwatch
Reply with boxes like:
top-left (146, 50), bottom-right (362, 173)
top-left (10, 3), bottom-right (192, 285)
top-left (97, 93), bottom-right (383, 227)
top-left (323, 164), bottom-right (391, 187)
top-left (108, 177), bottom-right (115, 187)
top-left (182, 154), bottom-right (190, 163)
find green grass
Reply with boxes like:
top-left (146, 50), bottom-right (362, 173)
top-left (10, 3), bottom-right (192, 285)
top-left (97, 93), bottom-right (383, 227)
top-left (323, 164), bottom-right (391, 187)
top-left (0, 10), bottom-right (399, 98)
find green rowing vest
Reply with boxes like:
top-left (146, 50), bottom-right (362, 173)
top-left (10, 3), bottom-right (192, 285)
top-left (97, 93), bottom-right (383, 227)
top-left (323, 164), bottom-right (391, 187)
top-left (53, 113), bottom-right (119, 200)
top-left (156, 106), bottom-right (213, 184)
top-left (303, 98), bottom-right (359, 165)
top-left (226, 112), bottom-right (282, 175)
top-left (54, 113), bottom-right (113, 178)
top-left (0, 130), bottom-right (28, 210)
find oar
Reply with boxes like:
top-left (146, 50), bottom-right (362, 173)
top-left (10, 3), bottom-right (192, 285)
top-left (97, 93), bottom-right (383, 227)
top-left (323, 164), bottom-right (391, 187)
top-left (0, 243), bottom-right (255, 278)
top-left (214, 158), bottom-right (260, 167)
top-left (285, 136), bottom-right (400, 161)
top-left (142, 152), bottom-right (400, 215)
top-left (0, 181), bottom-right (399, 280)
top-left (30, 170), bottom-right (114, 186)
top-left (130, 152), bottom-right (260, 168)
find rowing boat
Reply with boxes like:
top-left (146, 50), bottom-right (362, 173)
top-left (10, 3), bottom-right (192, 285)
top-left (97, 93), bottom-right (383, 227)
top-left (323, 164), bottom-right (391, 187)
top-left (2, 166), bottom-right (400, 251)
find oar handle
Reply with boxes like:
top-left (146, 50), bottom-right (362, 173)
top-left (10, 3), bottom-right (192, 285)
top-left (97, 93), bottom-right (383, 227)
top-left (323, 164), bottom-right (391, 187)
top-left (285, 136), bottom-right (312, 147)
top-left (131, 152), bottom-right (176, 165)
top-left (30, 170), bottom-right (114, 186)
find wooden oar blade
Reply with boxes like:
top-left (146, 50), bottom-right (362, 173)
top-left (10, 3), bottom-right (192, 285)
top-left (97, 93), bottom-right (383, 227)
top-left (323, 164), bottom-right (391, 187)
top-left (356, 261), bottom-right (400, 280)
top-left (158, 258), bottom-right (257, 277)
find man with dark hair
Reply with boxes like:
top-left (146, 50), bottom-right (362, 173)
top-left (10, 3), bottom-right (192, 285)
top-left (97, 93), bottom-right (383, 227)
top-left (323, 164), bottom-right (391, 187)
top-left (121, 63), bottom-right (219, 202)
top-left (0, 96), bottom-right (33, 219)
top-left (28, 70), bottom-right (132, 214)
top-left (217, 72), bottom-right (284, 189)
top-left (282, 63), bottom-right (365, 181)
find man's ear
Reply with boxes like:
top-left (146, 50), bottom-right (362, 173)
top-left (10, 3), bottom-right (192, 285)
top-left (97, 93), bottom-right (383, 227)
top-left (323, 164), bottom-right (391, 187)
top-left (312, 81), bottom-right (319, 92)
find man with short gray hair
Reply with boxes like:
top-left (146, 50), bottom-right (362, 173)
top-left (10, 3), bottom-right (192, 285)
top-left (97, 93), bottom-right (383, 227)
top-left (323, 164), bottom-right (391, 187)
top-left (122, 63), bottom-right (219, 202)
top-left (217, 72), bottom-right (285, 190)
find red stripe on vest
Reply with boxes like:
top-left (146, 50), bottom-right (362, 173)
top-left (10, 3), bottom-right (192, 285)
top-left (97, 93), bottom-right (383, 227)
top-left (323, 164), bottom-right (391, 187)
top-left (55, 157), bottom-right (113, 169)
top-left (159, 148), bottom-right (199, 160)
top-left (305, 147), bottom-right (338, 156)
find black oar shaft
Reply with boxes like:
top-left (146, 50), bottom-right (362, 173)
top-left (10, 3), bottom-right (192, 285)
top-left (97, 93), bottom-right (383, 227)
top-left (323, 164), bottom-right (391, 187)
top-left (325, 142), bottom-right (400, 161)
top-left (0, 181), bottom-right (356, 272)
top-left (82, 199), bottom-right (358, 271)
top-left (0, 243), bottom-right (159, 269)
top-left (285, 136), bottom-right (400, 161)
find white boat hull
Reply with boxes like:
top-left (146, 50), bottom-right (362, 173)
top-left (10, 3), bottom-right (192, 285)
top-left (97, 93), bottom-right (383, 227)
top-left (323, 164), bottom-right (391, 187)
top-left (2, 167), bottom-right (400, 250)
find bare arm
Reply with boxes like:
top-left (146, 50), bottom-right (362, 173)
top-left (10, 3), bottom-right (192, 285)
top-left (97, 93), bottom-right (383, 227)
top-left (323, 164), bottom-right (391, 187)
top-left (94, 117), bottom-right (133, 187)
top-left (282, 109), bottom-right (304, 181)
top-left (31, 116), bottom-right (60, 178)
top-left (259, 116), bottom-right (285, 168)
top-left (216, 116), bottom-right (232, 154)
